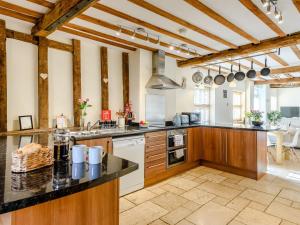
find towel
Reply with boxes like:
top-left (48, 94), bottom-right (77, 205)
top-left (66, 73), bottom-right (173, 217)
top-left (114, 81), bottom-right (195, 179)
top-left (175, 149), bottom-right (184, 159)
top-left (174, 134), bottom-right (184, 147)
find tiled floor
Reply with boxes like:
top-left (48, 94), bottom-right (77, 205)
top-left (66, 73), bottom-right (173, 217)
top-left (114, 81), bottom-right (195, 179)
top-left (120, 160), bottom-right (300, 225)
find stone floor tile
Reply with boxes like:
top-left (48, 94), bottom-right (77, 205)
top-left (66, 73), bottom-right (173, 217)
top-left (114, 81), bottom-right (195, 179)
top-left (176, 219), bottom-right (195, 225)
top-left (161, 184), bottom-right (186, 195)
top-left (278, 188), bottom-right (300, 203)
top-left (124, 189), bottom-right (157, 205)
top-left (220, 180), bottom-right (247, 191)
top-left (240, 189), bottom-right (275, 205)
top-left (149, 219), bottom-right (169, 225)
top-left (200, 167), bottom-right (223, 174)
top-left (212, 196), bottom-right (231, 206)
top-left (238, 179), bottom-right (281, 195)
top-left (192, 177), bottom-right (207, 185)
top-left (119, 197), bottom-right (135, 213)
top-left (199, 173), bottom-right (226, 183)
top-left (235, 207), bottom-right (281, 225)
top-left (186, 202), bottom-right (238, 225)
top-left (198, 181), bottom-right (241, 200)
top-left (228, 220), bottom-right (246, 225)
top-left (182, 188), bottom-right (215, 205)
top-left (291, 201), bottom-right (300, 209)
top-left (227, 197), bottom-right (250, 211)
top-left (247, 201), bottom-right (268, 211)
top-left (168, 177), bottom-right (199, 191)
top-left (120, 201), bottom-right (168, 225)
top-left (260, 173), bottom-right (277, 182)
top-left (272, 178), bottom-right (300, 192)
top-left (274, 197), bottom-right (292, 206)
top-left (182, 200), bottom-right (201, 212)
top-left (221, 172), bottom-right (245, 181)
top-left (266, 202), bottom-right (300, 224)
top-left (280, 220), bottom-right (297, 225)
top-left (151, 192), bottom-right (188, 211)
top-left (161, 207), bottom-right (192, 225)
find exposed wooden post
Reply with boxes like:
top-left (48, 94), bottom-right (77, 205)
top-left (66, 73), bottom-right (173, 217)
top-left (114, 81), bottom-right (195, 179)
top-left (38, 37), bottom-right (49, 129)
top-left (100, 46), bottom-right (109, 110)
top-left (122, 52), bottom-right (129, 107)
top-left (72, 39), bottom-right (81, 127)
top-left (0, 20), bottom-right (7, 132)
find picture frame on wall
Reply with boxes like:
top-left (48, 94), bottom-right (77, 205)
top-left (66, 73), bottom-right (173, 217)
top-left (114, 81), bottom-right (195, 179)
top-left (19, 115), bottom-right (33, 131)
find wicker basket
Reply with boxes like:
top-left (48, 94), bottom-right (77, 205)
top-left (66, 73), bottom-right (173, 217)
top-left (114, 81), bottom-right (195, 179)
top-left (11, 143), bottom-right (54, 173)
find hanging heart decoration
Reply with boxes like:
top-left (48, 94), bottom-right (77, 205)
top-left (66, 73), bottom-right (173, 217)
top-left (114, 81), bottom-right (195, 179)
top-left (103, 78), bottom-right (109, 84)
top-left (40, 73), bottom-right (48, 80)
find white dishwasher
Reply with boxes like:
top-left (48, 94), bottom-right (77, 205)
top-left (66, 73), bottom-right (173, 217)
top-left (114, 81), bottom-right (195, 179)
top-left (113, 135), bottom-right (145, 196)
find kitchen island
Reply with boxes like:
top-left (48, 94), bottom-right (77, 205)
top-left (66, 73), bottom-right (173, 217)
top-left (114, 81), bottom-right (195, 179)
top-left (0, 133), bottom-right (138, 225)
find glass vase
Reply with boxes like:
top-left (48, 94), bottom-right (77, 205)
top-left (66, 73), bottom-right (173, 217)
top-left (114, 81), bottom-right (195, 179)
top-left (80, 116), bottom-right (85, 131)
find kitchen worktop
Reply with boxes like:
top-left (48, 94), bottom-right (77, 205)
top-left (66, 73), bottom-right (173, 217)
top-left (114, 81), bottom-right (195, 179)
top-left (0, 133), bottom-right (138, 214)
top-left (71, 122), bottom-right (279, 142)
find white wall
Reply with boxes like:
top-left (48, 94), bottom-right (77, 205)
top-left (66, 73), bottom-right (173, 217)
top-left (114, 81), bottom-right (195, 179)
top-left (278, 87), bottom-right (300, 107)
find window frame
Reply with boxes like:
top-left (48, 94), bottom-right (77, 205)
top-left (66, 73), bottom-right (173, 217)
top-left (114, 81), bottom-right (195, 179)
top-left (194, 87), bottom-right (210, 122)
top-left (232, 91), bottom-right (243, 123)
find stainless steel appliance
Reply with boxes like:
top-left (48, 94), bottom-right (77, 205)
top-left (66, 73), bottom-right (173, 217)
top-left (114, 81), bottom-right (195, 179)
top-left (182, 112), bottom-right (201, 124)
top-left (167, 129), bottom-right (187, 167)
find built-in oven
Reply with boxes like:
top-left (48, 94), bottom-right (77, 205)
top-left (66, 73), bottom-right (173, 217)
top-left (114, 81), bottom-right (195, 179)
top-left (167, 129), bottom-right (187, 168)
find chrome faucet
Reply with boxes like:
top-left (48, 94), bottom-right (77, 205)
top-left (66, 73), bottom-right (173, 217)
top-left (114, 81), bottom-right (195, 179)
top-left (86, 120), bottom-right (100, 131)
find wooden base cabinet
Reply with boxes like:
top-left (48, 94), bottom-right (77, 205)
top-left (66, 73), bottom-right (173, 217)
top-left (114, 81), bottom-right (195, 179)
top-left (188, 127), bottom-right (267, 180)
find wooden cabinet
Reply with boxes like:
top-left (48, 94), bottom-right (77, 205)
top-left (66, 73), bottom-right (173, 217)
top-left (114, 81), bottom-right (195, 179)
top-left (188, 127), bottom-right (226, 164)
top-left (188, 127), bottom-right (267, 179)
top-left (226, 129), bottom-right (257, 171)
top-left (145, 131), bottom-right (167, 179)
top-left (76, 137), bottom-right (112, 153)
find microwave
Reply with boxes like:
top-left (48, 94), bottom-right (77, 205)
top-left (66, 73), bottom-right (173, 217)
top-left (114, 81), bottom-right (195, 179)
top-left (182, 112), bottom-right (201, 124)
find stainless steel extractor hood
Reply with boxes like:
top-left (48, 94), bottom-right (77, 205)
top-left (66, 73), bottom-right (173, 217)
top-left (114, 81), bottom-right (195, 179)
top-left (146, 50), bottom-right (185, 90)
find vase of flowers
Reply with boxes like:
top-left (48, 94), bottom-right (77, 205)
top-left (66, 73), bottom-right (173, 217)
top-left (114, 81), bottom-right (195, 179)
top-left (267, 111), bottom-right (282, 126)
top-left (246, 110), bottom-right (264, 127)
top-left (78, 98), bottom-right (92, 130)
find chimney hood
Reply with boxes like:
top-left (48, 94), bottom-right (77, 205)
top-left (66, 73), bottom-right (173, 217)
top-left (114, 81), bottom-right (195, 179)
top-left (146, 50), bottom-right (185, 90)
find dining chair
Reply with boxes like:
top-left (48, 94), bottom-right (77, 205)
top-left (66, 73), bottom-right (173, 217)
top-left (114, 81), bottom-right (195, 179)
top-left (282, 129), bottom-right (300, 161)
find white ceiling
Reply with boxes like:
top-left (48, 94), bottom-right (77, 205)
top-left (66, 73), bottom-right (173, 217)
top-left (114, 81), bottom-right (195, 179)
top-left (2, 0), bottom-right (300, 78)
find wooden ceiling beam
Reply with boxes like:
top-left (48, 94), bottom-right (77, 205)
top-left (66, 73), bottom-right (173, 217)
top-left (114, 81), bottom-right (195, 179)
top-left (32, 0), bottom-right (99, 37)
top-left (0, 7), bottom-right (37, 23)
top-left (59, 27), bottom-right (136, 51)
top-left (267, 65), bottom-right (300, 75)
top-left (246, 57), bottom-right (265, 68)
top-left (268, 52), bottom-right (289, 66)
top-left (63, 23), bottom-right (186, 60)
top-left (290, 45), bottom-right (300, 60)
top-left (77, 14), bottom-right (194, 56)
top-left (128, 0), bottom-right (237, 49)
top-left (255, 77), bottom-right (300, 85)
top-left (184, 0), bottom-right (259, 44)
top-left (177, 31), bottom-right (300, 67)
top-left (93, 3), bottom-right (217, 53)
top-left (239, 0), bottom-right (285, 37)
top-left (293, 0), bottom-right (300, 13)
top-left (0, 0), bottom-right (43, 18)
top-left (27, 0), bottom-right (54, 9)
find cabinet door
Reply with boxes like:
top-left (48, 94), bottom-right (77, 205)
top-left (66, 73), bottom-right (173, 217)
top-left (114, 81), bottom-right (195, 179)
top-left (77, 138), bottom-right (112, 153)
top-left (199, 127), bottom-right (226, 164)
top-left (187, 128), bottom-right (201, 162)
top-left (226, 129), bottom-right (257, 171)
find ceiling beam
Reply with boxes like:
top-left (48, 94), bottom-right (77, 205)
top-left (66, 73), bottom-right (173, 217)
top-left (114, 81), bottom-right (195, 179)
top-left (245, 57), bottom-right (265, 67)
top-left (177, 31), bottom-right (300, 67)
top-left (77, 14), bottom-right (196, 56)
top-left (59, 27), bottom-right (137, 51)
top-left (0, 7), bottom-right (37, 23)
top-left (267, 65), bottom-right (300, 75)
top-left (64, 23), bottom-right (186, 60)
top-left (290, 45), bottom-right (300, 60)
top-left (293, 0), bottom-right (300, 13)
top-left (239, 0), bottom-right (285, 37)
top-left (27, 0), bottom-right (55, 9)
top-left (255, 77), bottom-right (300, 85)
top-left (184, 0), bottom-right (259, 44)
top-left (32, 0), bottom-right (99, 37)
top-left (127, 0), bottom-right (237, 49)
top-left (93, 3), bottom-right (217, 53)
top-left (0, 0), bottom-right (43, 18)
top-left (267, 52), bottom-right (289, 66)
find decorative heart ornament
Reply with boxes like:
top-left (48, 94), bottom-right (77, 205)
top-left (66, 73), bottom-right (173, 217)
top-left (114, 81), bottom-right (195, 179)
top-left (40, 73), bottom-right (48, 80)
top-left (103, 78), bottom-right (108, 84)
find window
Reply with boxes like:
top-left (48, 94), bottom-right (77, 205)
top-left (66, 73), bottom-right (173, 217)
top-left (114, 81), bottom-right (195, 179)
top-left (194, 87), bottom-right (210, 122)
top-left (233, 91), bottom-right (243, 122)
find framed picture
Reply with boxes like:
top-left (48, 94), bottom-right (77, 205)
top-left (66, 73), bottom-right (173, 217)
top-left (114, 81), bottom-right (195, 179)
top-left (18, 135), bottom-right (33, 148)
top-left (19, 115), bottom-right (33, 131)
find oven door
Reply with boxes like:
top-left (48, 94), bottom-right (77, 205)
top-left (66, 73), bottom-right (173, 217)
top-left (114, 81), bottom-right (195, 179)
top-left (167, 148), bottom-right (186, 167)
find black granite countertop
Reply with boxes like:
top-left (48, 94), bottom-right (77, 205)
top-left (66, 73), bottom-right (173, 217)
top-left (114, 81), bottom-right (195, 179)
top-left (0, 133), bottom-right (138, 214)
top-left (71, 123), bottom-right (279, 142)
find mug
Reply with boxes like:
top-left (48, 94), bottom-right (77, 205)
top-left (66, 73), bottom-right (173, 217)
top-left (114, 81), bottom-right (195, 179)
top-left (72, 145), bottom-right (86, 163)
top-left (88, 164), bottom-right (102, 180)
top-left (88, 146), bottom-right (106, 164)
top-left (72, 162), bottom-right (85, 180)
